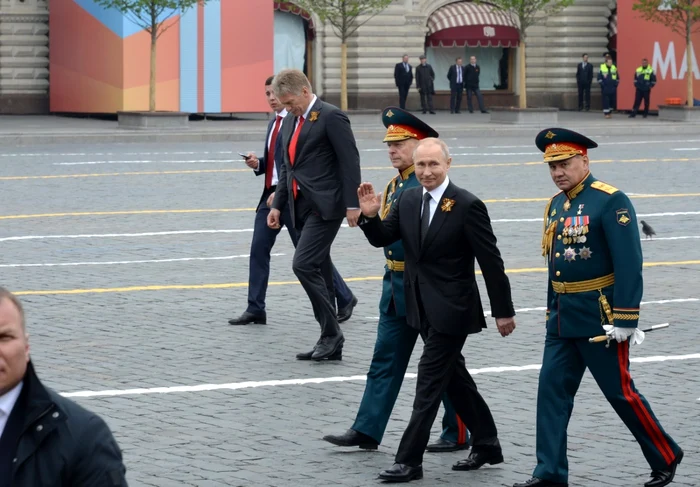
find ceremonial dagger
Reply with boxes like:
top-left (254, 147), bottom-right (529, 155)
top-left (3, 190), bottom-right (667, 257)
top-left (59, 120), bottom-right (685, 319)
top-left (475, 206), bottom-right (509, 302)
top-left (589, 323), bottom-right (670, 345)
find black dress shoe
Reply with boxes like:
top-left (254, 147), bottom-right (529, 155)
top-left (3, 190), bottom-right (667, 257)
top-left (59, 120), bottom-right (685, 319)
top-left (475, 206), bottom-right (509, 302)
top-left (337, 295), bottom-right (358, 323)
top-left (426, 437), bottom-right (469, 452)
top-left (296, 347), bottom-right (342, 361)
top-left (481, 110), bottom-right (489, 114)
top-left (513, 478), bottom-right (568, 487)
top-left (378, 463), bottom-right (423, 482)
top-left (645, 449), bottom-right (683, 487)
top-left (429, 111), bottom-right (436, 114)
top-left (312, 334), bottom-right (344, 360)
top-left (228, 311), bottom-right (266, 325)
top-left (323, 429), bottom-right (378, 450)
top-left (452, 449), bottom-right (504, 470)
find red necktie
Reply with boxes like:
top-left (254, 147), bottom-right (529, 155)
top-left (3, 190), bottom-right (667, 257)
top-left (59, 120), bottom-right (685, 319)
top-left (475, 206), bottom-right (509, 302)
top-left (288, 115), bottom-right (304, 199)
top-left (265, 115), bottom-right (282, 189)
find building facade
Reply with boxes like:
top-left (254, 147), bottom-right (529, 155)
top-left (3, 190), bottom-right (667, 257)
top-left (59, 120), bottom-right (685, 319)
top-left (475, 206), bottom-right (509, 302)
top-left (0, 0), bottom-right (616, 114)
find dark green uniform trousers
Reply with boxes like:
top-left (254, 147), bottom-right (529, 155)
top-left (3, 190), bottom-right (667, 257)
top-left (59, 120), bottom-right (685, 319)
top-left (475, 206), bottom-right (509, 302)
top-left (352, 309), bottom-right (468, 445)
top-left (534, 334), bottom-right (681, 483)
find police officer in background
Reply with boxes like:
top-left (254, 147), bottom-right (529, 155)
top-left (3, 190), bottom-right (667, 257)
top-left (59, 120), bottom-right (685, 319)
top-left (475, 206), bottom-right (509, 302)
top-left (629, 58), bottom-right (656, 118)
top-left (322, 107), bottom-right (469, 454)
top-left (513, 128), bottom-right (684, 487)
top-left (598, 54), bottom-right (619, 119)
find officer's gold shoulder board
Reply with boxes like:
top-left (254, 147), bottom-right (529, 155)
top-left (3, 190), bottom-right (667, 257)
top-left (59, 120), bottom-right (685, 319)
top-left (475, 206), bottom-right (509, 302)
top-left (616, 208), bottom-right (631, 226)
top-left (591, 181), bottom-right (619, 195)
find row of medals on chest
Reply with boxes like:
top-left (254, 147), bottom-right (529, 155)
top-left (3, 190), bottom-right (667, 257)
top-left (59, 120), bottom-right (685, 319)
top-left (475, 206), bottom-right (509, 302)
top-left (558, 201), bottom-right (587, 245)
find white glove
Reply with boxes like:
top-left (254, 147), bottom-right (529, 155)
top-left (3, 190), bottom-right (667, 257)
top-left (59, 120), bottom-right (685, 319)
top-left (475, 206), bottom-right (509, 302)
top-left (603, 325), bottom-right (645, 345)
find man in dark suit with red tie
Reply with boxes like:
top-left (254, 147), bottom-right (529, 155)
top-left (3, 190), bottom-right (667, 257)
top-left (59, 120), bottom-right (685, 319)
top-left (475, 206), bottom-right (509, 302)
top-left (356, 137), bottom-right (516, 482)
top-left (229, 76), bottom-right (357, 327)
top-left (268, 69), bottom-right (362, 361)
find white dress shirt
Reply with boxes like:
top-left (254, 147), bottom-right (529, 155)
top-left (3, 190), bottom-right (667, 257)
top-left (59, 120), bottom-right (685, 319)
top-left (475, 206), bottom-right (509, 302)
top-left (0, 381), bottom-right (23, 438)
top-left (421, 175), bottom-right (450, 225)
top-left (266, 108), bottom-right (287, 186)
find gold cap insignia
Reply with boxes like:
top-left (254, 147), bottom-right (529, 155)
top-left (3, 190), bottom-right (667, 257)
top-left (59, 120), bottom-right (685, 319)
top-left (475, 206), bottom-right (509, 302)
top-left (386, 109), bottom-right (394, 118)
top-left (544, 131), bottom-right (556, 139)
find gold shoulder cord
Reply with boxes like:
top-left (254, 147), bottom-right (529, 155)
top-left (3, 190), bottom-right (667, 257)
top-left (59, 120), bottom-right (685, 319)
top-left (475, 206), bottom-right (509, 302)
top-left (380, 178), bottom-right (396, 220)
top-left (541, 198), bottom-right (557, 260)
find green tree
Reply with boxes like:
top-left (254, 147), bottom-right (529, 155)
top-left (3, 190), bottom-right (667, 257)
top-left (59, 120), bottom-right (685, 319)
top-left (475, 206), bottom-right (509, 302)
top-left (276, 0), bottom-right (393, 110)
top-left (95, 0), bottom-right (205, 112)
top-left (634, 0), bottom-right (700, 107)
top-left (477, 0), bottom-right (575, 108)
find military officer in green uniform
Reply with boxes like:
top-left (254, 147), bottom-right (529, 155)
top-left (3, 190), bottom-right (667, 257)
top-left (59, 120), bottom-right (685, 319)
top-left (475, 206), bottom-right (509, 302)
top-left (514, 128), bottom-right (684, 487)
top-left (322, 107), bottom-right (469, 452)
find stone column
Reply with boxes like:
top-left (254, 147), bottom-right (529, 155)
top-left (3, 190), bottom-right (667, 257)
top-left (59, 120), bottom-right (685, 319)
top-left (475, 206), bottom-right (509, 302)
top-left (0, 0), bottom-right (49, 114)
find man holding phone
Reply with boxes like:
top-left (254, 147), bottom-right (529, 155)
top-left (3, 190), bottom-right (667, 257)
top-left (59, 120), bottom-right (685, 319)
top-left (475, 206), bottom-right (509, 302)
top-left (228, 76), bottom-right (357, 329)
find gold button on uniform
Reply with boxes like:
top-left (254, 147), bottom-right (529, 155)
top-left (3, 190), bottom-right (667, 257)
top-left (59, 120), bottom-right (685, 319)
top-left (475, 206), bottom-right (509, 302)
top-left (557, 235), bottom-right (562, 240)
top-left (556, 271), bottom-right (561, 277)
top-left (559, 217), bottom-right (565, 222)
top-left (399, 183), bottom-right (403, 187)
top-left (388, 250), bottom-right (393, 256)
top-left (555, 253), bottom-right (560, 258)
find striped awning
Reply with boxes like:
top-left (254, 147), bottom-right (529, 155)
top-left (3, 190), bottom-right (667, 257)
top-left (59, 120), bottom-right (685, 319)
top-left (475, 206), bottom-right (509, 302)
top-left (426, 1), bottom-right (520, 48)
top-left (274, 1), bottom-right (316, 39)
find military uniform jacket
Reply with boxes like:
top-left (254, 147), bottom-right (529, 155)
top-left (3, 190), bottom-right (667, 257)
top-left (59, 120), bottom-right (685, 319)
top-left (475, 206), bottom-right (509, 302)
top-left (542, 172), bottom-right (643, 338)
top-left (378, 166), bottom-right (420, 317)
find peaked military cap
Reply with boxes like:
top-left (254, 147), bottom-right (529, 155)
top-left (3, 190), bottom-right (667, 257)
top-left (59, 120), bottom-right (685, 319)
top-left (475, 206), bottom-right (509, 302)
top-left (381, 106), bottom-right (439, 142)
top-left (535, 127), bottom-right (598, 163)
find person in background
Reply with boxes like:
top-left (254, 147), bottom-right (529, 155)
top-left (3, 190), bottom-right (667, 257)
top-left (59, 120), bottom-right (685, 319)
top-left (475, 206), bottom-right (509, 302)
top-left (415, 55), bottom-right (436, 115)
top-left (575, 53), bottom-right (593, 111)
top-left (597, 54), bottom-right (619, 119)
top-left (447, 57), bottom-right (465, 114)
top-left (464, 56), bottom-right (488, 114)
top-left (394, 55), bottom-right (413, 110)
top-left (629, 58), bottom-right (656, 118)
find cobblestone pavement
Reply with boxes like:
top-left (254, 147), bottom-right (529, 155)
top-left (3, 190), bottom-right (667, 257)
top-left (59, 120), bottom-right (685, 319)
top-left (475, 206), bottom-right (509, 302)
top-left (1, 130), bottom-right (699, 487)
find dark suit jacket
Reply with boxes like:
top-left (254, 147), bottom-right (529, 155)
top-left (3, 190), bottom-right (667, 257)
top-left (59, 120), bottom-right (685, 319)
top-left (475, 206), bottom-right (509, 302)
top-left (576, 62), bottom-right (593, 86)
top-left (447, 64), bottom-right (465, 91)
top-left (271, 97), bottom-right (361, 224)
top-left (464, 64), bottom-right (481, 88)
top-left (359, 181), bottom-right (515, 336)
top-left (415, 64), bottom-right (435, 93)
top-left (394, 62), bottom-right (413, 88)
top-left (254, 115), bottom-right (284, 210)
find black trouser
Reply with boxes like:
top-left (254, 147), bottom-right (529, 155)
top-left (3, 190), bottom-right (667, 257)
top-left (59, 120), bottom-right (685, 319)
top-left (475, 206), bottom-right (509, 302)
top-left (419, 90), bottom-right (434, 112)
top-left (450, 83), bottom-right (463, 112)
top-left (394, 291), bottom-right (499, 467)
top-left (398, 84), bottom-right (410, 109)
top-left (577, 83), bottom-right (591, 110)
top-left (292, 193), bottom-right (343, 338)
top-left (632, 88), bottom-right (651, 117)
top-left (465, 86), bottom-right (486, 112)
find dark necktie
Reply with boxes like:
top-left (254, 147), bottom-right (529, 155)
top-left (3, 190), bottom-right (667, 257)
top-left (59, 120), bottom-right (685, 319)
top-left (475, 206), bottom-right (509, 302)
top-left (420, 192), bottom-right (432, 244)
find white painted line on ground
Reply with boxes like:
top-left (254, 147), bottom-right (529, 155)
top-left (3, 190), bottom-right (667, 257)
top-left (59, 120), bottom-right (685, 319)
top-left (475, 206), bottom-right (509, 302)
top-left (54, 160), bottom-right (233, 166)
top-left (2, 151), bottom-right (235, 158)
top-left (59, 353), bottom-right (700, 399)
top-left (671, 148), bottom-right (700, 151)
top-left (0, 254), bottom-right (284, 268)
top-left (364, 298), bottom-right (699, 320)
top-left (0, 228), bottom-right (263, 242)
top-left (643, 236), bottom-right (700, 241)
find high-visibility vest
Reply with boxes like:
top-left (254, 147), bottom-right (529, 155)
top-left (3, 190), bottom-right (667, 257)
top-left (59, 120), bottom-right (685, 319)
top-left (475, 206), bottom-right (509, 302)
top-left (600, 63), bottom-right (618, 80)
top-left (636, 65), bottom-right (654, 80)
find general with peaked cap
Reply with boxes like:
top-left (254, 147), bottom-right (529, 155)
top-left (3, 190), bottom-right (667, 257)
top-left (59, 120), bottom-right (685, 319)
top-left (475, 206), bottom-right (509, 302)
top-left (322, 106), bottom-right (470, 456)
top-left (514, 128), bottom-right (683, 487)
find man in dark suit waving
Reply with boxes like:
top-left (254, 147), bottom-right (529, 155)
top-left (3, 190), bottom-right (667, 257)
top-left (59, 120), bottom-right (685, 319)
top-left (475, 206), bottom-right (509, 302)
top-left (228, 76), bottom-right (357, 326)
top-left (268, 69), bottom-right (362, 361)
top-left (356, 137), bottom-right (517, 482)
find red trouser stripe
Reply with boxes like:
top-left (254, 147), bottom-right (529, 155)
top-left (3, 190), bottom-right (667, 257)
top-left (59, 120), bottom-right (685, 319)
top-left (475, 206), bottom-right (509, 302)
top-left (617, 343), bottom-right (675, 465)
top-left (456, 415), bottom-right (467, 444)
